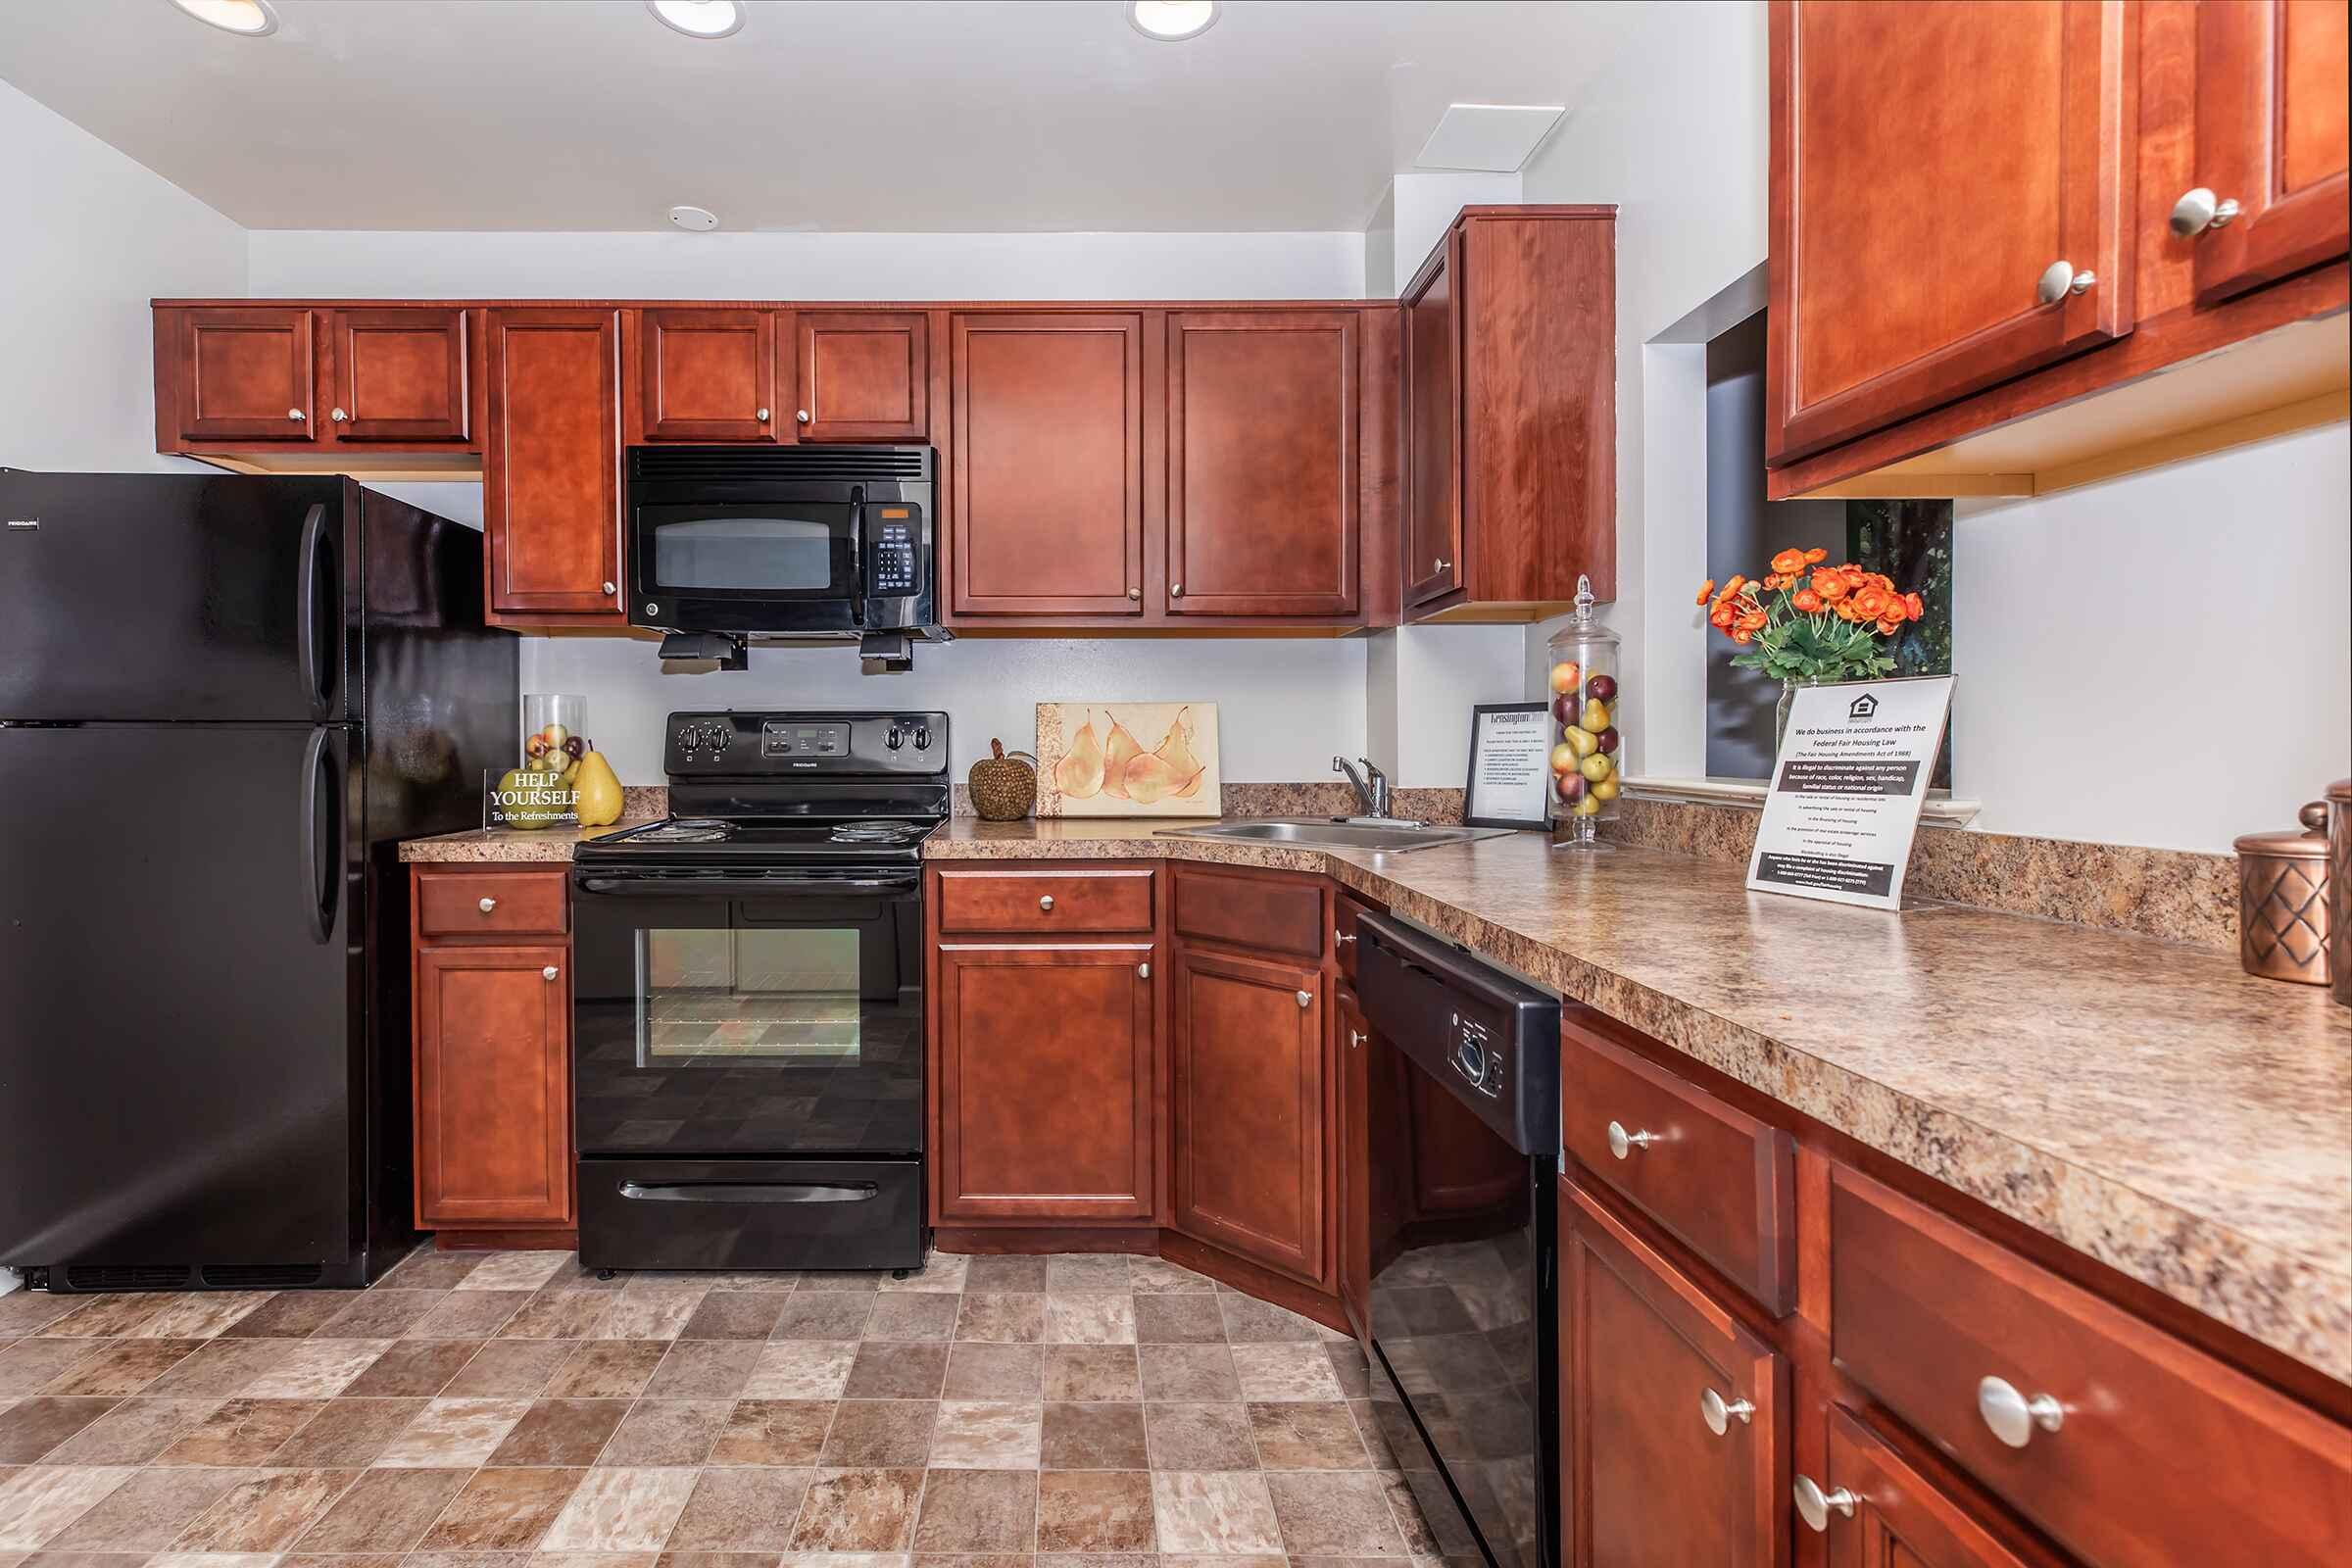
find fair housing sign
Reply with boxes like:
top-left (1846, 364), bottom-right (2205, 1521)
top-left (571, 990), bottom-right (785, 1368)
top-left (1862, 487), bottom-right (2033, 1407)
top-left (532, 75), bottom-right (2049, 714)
top-left (1746, 675), bottom-right (1956, 911)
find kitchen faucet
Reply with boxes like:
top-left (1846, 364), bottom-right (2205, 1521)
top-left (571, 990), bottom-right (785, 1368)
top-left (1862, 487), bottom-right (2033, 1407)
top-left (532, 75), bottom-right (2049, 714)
top-left (1334, 756), bottom-right (1413, 824)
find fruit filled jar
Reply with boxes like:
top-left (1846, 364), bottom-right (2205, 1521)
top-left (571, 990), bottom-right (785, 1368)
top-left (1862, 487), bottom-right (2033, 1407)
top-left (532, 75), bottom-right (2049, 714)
top-left (1546, 575), bottom-right (1622, 850)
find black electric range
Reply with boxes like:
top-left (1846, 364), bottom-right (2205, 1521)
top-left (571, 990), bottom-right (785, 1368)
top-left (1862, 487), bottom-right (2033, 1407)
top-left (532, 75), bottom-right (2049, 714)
top-left (569, 710), bottom-right (948, 1273)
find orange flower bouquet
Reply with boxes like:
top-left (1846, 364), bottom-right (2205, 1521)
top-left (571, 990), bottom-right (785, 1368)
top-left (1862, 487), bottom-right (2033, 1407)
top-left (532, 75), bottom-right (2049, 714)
top-left (1695, 548), bottom-right (1922, 686)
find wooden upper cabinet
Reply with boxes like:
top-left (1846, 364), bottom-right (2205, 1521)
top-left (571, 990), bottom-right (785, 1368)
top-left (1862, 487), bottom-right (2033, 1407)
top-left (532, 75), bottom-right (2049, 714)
top-left (1164, 311), bottom-right (1358, 616)
top-left (951, 312), bottom-right (1146, 616)
top-left (1402, 234), bottom-right (1462, 607)
top-left (2190, 0), bottom-right (2352, 304)
top-left (1561, 1177), bottom-right (1783, 1568)
top-left (794, 311), bottom-right (929, 441)
top-left (934, 942), bottom-right (1155, 1224)
top-left (1402, 209), bottom-right (1616, 619)
top-left (1768, 0), bottom-right (2135, 465)
top-left (485, 308), bottom-right (623, 618)
top-left (1171, 944), bottom-right (1329, 1287)
top-left (327, 308), bottom-right (470, 444)
top-left (637, 308), bottom-right (778, 442)
top-left (174, 307), bottom-right (318, 442)
top-left (414, 941), bottom-right (573, 1228)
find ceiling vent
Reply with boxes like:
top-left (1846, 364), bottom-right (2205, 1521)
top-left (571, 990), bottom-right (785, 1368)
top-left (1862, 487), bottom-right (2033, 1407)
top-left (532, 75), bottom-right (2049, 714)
top-left (1413, 104), bottom-right (1568, 173)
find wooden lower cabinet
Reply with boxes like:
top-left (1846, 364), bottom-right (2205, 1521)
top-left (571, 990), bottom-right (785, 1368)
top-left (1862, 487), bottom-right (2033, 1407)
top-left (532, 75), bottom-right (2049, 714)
top-left (1170, 943), bottom-right (1329, 1288)
top-left (1808, 1407), bottom-right (2039, 1568)
top-left (413, 941), bottom-right (573, 1229)
top-left (1560, 1175), bottom-right (1783, 1568)
top-left (933, 942), bottom-right (1155, 1223)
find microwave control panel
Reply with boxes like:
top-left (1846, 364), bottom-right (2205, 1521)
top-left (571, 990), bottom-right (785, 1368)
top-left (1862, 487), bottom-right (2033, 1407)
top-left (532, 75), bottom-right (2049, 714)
top-left (865, 507), bottom-right (921, 596)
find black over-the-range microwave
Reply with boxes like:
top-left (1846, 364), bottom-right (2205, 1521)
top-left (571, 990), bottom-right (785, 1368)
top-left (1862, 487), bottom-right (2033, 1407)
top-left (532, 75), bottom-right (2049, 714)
top-left (626, 444), bottom-right (940, 641)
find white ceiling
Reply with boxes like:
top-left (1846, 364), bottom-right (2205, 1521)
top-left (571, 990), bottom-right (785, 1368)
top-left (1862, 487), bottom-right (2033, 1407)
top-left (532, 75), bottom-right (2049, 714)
top-left (0, 0), bottom-right (1618, 232)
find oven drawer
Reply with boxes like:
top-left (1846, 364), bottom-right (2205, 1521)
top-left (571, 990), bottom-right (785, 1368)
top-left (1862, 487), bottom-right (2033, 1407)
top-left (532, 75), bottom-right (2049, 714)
top-left (935, 867), bottom-right (1155, 934)
top-left (1561, 1021), bottom-right (1794, 1315)
top-left (578, 1157), bottom-right (924, 1272)
top-left (1830, 1165), bottom-right (2352, 1568)
top-left (416, 867), bottom-right (569, 938)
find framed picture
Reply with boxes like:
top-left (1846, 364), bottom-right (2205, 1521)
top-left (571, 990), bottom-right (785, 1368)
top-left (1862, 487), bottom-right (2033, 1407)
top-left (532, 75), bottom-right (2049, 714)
top-left (1035, 702), bottom-right (1222, 817)
top-left (1464, 703), bottom-right (1552, 829)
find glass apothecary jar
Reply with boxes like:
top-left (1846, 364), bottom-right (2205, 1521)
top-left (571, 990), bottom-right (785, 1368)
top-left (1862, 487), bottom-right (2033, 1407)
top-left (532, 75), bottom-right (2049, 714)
top-left (1546, 575), bottom-right (1622, 850)
top-left (520, 694), bottom-right (586, 768)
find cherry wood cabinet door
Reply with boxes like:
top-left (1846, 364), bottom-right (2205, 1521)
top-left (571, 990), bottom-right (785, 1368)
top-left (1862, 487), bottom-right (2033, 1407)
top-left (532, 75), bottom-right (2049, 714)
top-left (1560, 1177), bottom-right (1783, 1568)
top-left (175, 307), bottom-right (318, 442)
top-left (1335, 986), bottom-right (1372, 1341)
top-left (1402, 233), bottom-right (1463, 606)
top-left (793, 311), bottom-right (929, 441)
top-left (1172, 945), bottom-right (1328, 1287)
top-left (1767, 0), bottom-right (2135, 464)
top-left (485, 308), bottom-right (623, 617)
top-left (328, 308), bottom-right (470, 444)
top-left (638, 308), bottom-right (778, 442)
top-left (2191, 0), bottom-right (2352, 303)
top-left (1814, 1407), bottom-right (2040, 1568)
top-left (1164, 311), bottom-right (1358, 616)
top-left (934, 942), bottom-right (1155, 1224)
top-left (950, 313), bottom-right (1146, 616)
top-left (415, 943), bottom-right (572, 1228)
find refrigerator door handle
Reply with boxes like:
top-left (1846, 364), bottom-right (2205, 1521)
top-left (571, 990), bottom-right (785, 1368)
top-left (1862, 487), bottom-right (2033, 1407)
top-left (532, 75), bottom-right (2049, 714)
top-left (296, 502), bottom-right (337, 717)
top-left (300, 725), bottom-right (338, 944)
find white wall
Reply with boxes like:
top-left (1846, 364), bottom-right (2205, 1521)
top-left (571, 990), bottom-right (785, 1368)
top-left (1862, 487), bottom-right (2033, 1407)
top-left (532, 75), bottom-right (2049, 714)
top-left (1516, 2), bottom-right (2350, 854)
top-left (526, 635), bottom-right (1368, 787)
top-left (0, 80), bottom-right (246, 471)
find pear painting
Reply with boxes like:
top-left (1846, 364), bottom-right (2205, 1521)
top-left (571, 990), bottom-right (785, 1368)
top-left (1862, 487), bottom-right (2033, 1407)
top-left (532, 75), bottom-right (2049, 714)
top-left (1036, 702), bottom-right (1220, 818)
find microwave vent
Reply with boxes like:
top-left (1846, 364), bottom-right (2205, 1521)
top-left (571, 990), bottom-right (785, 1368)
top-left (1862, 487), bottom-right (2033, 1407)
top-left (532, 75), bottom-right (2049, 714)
top-left (630, 445), bottom-right (931, 484)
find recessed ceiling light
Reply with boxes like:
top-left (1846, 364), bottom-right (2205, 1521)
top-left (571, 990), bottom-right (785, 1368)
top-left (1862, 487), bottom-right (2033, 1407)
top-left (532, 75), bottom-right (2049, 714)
top-left (1127, 0), bottom-right (1219, 41)
top-left (647, 0), bottom-right (744, 38)
top-left (668, 205), bottom-right (720, 231)
top-left (168, 0), bottom-right (279, 36)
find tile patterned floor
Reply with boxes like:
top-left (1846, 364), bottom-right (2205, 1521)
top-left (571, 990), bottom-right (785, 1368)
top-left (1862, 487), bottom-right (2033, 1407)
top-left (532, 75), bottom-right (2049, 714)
top-left (0, 1247), bottom-right (1449, 1566)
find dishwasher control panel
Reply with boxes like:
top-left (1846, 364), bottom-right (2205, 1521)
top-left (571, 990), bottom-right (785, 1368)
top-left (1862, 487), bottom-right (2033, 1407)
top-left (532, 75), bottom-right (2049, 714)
top-left (1451, 1013), bottom-right (1505, 1099)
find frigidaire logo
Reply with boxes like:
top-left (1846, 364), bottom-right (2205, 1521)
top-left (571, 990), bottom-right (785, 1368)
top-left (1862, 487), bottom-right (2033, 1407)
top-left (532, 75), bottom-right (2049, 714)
top-left (1846, 692), bottom-right (1880, 720)
top-left (5, 518), bottom-right (37, 530)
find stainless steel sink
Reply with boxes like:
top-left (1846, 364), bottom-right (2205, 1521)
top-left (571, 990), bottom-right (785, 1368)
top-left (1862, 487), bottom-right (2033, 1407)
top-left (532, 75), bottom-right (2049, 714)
top-left (1154, 817), bottom-right (1513, 854)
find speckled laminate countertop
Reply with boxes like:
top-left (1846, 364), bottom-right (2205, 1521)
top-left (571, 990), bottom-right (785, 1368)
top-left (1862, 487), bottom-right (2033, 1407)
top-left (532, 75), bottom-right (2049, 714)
top-left (405, 812), bottom-right (2352, 1381)
top-left (397, 820), bottom-right (665, 861)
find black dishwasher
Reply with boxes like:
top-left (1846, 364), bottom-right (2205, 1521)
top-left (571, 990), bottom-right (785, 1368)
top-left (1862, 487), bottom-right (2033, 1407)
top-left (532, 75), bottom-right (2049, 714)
top-left (1355, 911), bottom-right (1560, 1568)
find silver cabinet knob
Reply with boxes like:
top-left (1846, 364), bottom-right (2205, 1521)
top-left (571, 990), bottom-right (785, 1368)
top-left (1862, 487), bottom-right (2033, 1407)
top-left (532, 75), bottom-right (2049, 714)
top-left (757, 407), bottom-right (770, 421)
top-left (477, 897), bottom-right (497, 912)
top-left (1334, 930), bottom-right (1355, 945)
top-left (2035, 260), bottom-right (2095, 304)
top-left (2170, 187), bottom-right (2241, 237)
top-left (1792, 1475), bottom-right (1858, 1533)
top-left (1699, 1388), bottom-right (1754, 1436)
top-left (796, 409), bottom-right (810, 423)
top-left (330, 407), bottom-right (348, 422)
top-left (1296, 989), bottom-right (1313, 1008)
top-left (1137, 961), bottom-right (1151, 979)
top-left (602, 581), bottom-right (617, 596)
top-left (1348, 1029), bottom-right (1364, 1051)
top-left (1038, 895), bottom-right (1054, 911)
top-left (287, 408), bottom-right (306, 420)
top-left (1606, 1119), bottom-right (1659, 1159)
top-left (1434, 557), bottom-right (1450, 573)
top-left (541, 965), bottom-right (559, 981)
top-left (1171, 583), bottom-right (1184, 597)
top-left (1977, 1376), bottom-right (2063, 1448)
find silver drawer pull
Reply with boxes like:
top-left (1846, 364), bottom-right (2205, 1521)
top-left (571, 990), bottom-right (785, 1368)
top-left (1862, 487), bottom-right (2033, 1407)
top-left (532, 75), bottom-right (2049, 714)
top-left (541, 965), bottom-right (559, 981)
top-left (1296, 990), bottom-right (1312, 1008)
top-left (478, 896), bottom-right (498, 912)
top-left (1699, 1388), bottom-right (1753, 1436)
top-left (1038, 895), bottom-right (1054, 911)
top-left (1977, 1376), bottom-right (2063, 1448)
top-left (1137, 961), bottom-right (1151, 979)
top-left (1792, 1475), bottom-right (1857, 1532)
top-left (1606, 1119), bottom-right (1658, 1159)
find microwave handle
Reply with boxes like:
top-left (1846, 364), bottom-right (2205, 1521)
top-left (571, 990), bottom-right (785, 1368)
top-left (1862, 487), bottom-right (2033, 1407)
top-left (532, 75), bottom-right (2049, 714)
top-left (847, 485), bottom-right (866, 623)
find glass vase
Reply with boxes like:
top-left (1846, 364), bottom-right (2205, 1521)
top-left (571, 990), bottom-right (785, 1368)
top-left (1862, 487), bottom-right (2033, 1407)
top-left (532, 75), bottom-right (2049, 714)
top-left (1774, 677), bottom-right (1819, 762)
top-left (1545, 575), bottom-right (1623, 852)
top-left (520, 694), bottom-right (586, 769)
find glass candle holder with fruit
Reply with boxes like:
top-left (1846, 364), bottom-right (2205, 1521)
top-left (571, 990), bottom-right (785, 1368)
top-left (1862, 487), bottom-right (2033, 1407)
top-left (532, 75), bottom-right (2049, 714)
top-left (1546, 575), bottom-right (1622, 852)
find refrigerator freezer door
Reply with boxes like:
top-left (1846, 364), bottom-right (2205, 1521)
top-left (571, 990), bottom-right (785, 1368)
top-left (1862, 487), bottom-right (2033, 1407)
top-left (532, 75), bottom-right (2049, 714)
top-left (0, 723), bottom-right (362, 1278)
top-left (0, 471), bottom-right (350, 723)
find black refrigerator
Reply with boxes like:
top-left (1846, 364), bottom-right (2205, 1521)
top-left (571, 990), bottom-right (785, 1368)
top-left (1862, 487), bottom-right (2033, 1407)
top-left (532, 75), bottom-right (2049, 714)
top-left (0, 471), bottom-right (516, 1290)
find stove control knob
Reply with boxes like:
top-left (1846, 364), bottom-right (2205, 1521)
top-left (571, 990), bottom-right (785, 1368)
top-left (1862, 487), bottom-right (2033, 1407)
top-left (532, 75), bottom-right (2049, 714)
top-left (885, 726), bottom-right (905, 750)
top-left (911, 724), bottom-right (931, 750)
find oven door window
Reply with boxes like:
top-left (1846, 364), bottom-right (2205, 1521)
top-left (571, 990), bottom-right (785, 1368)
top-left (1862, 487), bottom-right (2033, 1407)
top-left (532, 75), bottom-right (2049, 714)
top-left (638, 927), bottom-right (863, 1060)
top-left (642, 504), bottom-right (854, 596)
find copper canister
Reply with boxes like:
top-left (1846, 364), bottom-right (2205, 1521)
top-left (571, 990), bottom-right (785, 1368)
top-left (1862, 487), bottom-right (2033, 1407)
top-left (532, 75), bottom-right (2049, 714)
top-left (2329, 779), bottom-right (2352, 1005)
top-left (2235, 804), bottom-right (2333, 986)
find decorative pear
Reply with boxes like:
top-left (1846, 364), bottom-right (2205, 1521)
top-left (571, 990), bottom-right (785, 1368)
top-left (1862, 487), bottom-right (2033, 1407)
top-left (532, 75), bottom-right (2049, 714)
top-left (1153, 707), bottom-right (1204, 799)
top-left (1100, 710), bottom-right (1145, 800)
top-left (1054, 709), bottom-right (1105, 798)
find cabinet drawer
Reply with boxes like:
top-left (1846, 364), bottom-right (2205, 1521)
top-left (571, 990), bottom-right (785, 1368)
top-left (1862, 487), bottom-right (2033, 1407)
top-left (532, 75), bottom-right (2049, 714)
top-left (1333, 892), bottom-right (1379, 983)
top-left (1561, 1020), bottom-right (1794, 1315)
top-left (1172, 864), bottom-right (1325, 959)
top-left (1830, 1166), bottom-right (2352, 1568)
top-left (416, 869), bottom-right (569, 938)
top-left (935, 867), bottom-right (1155, 934)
